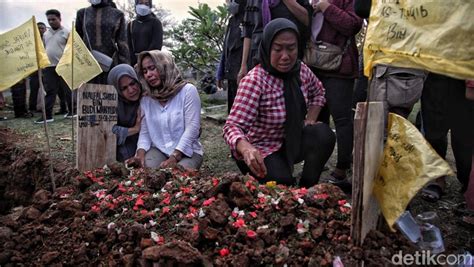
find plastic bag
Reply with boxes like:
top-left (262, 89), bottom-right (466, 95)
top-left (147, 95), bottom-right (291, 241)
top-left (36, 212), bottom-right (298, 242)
top-left (364, 1), bottom-right (474, 80)
top-left (373, 113), bottom-right (453, 229)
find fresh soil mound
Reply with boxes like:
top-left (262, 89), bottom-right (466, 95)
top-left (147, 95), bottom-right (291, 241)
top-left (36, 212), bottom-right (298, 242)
top-left (0, 157), bottom-right (413, 266)
top-left (0, 129), bottom-right (412, 266)
top-left (0, 128), bottom-right (75, 214)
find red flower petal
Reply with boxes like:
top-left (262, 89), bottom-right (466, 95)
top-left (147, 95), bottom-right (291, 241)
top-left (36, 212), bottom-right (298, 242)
top-left (135, 197), bottom-right (145, 207)
top-left (219, 248), bottom-right (230, 257)
top-left (314, 193), bottom-right (329, 200)
top-left (180, 187), bottom-right (191, 194)
top-left (91, 205), bottom-right (101, 213)
top-left (161, 196), bottom-right (171, 205)
top-left (246, 230), bottom-right (257, 238)
top-left (232, 219), bottom-right (245, 228)
top-left (203, 197), bottom-right (216, 206)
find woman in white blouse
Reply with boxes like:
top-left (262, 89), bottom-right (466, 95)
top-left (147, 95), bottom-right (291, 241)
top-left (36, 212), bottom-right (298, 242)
top-left (134, 50), bottom-right (203, 170)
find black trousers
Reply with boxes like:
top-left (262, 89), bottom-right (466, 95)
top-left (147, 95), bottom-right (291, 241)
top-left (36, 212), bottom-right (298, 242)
top-left (29, 72), bottom-right (40, 111)
top-left (43, 67), bottom-right (73, 118)
top-left (227, 79), bottom-right (238, 113)
top-left (236, 123), bottom-right (336, 187)
top-left (318, 76), bottom-right (355, 170)
top-left (421, 73), bottom-right (474, 192)
top-left (11, 81), bottom-right (28, 117)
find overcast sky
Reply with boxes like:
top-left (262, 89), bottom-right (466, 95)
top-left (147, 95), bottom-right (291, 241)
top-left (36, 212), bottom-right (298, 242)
top-left (0, 0), bottom-right (222, 33)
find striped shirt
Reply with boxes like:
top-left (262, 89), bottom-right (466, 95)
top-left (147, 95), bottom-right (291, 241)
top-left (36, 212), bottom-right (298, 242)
top-left (223, 63), bottom-right (325, 159)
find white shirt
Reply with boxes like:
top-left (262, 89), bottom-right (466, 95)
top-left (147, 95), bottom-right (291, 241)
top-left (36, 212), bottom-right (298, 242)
top-left (137, 83), bottom-right (203, 157)
top-left (43, 26), bottom-right (69, 66)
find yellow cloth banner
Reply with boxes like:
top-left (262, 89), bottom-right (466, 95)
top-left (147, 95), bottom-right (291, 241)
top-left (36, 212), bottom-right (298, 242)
top-left (364, 0), bottom-right (474, 80)
top-left (56, 26), bottom-right (102, 89)
top-left (0, 17), bottom-right (50, 92)
top-left (373, 113), bottom-right (454, 229)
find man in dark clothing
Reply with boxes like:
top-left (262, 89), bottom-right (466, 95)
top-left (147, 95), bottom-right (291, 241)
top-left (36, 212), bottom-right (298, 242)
top-left (420, 74), bottom-right (474, 199)
top-left (128, 0), bottom-right (163, 66)
top-left (76, 0), bottom-right (130, 84)
top-left (217, 0), bottom-right (246, 113)
top-left (237, 0), bottom-right (312, 82)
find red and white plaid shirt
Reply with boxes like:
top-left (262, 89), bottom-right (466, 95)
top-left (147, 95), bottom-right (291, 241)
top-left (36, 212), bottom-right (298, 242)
top-left (223, 63), bottom-right (326, 159)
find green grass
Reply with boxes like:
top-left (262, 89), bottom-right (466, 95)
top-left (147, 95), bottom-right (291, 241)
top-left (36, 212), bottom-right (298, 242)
top-left (0, 93), bottom-right (237, 175)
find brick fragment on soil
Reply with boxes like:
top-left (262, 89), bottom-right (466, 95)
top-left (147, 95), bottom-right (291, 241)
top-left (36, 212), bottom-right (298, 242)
top-left (142, 241), bottom-right (203, 265)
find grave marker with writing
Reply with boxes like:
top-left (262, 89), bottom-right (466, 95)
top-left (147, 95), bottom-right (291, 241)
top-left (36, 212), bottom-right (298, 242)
top-left (0, 17), bottom-right (50, 91)
top-left (77, 84), bottom-right (117, 171)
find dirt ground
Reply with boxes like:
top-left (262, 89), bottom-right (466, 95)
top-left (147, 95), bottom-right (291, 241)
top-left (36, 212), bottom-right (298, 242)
top-left (0, 98), bottom-right (473, 265)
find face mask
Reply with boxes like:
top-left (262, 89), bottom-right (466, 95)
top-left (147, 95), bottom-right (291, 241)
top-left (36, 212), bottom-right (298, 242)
top-left (136, 4), bottom-right (151, 16)
top-left (89, 0), bottom-right (102, 5)
top-left (227, 1), bottom-right (239, 16)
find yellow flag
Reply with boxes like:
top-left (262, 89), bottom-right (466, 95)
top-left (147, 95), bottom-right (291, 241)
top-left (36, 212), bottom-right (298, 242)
top-left (373, 113), bottom-right (454, 229)
top-left (56, 26), bottom-right (102, 89)
top-left (0, 17), bottom-right (50, 92)
top-left (364, 0), bottom-right (474, 80)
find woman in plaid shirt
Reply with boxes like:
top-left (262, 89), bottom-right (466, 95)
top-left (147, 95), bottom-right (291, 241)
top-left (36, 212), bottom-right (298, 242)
top-left (223, 18), bottom-right (336, 187)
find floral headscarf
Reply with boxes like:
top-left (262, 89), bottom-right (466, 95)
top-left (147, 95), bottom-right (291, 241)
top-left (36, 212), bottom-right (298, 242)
top-left (136, 50), bottom-right (187, 101)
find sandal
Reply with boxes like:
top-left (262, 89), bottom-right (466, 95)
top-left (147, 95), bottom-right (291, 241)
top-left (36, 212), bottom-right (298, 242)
top-left (421, 184), bottom-right (443, 202)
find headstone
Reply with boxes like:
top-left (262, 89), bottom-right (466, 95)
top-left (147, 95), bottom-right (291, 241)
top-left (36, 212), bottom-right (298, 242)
top-left (76, 83), bottom-right (117, 171)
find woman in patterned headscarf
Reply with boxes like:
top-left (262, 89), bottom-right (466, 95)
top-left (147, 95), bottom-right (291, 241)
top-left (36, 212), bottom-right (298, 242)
top-left (133, 50), bottom-right (203, 170)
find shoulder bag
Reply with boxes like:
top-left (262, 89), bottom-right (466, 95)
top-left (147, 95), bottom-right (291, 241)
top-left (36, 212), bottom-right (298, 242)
top-left (83, 8), bottom-right (113, 72)
top-left (303, 39), bottom-right (351, 71)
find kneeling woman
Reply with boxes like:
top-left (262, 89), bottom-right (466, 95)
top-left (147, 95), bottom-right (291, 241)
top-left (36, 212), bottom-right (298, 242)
top-left (108, 64), bottom-right (143, 162)
top-left (223, 18), bottom-right (336, 187)
top-left (135, 50), bottom-right (203, 170)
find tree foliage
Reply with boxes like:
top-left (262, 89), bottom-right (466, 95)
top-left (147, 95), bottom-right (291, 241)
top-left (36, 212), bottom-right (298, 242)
top-left (169, 4), bottom-right (228, 75)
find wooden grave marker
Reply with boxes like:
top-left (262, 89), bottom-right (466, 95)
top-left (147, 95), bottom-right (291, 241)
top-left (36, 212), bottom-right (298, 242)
top-left (351, 102), bottom-right (385, 246)
top-left (76, 84), bottom-right (117, 171)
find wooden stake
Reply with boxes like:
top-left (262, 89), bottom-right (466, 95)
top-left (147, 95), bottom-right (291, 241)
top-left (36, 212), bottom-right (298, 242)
top-left (71, 21), bottom-right (75, 159)
top-left (33, 16), bottom-right (56, 192)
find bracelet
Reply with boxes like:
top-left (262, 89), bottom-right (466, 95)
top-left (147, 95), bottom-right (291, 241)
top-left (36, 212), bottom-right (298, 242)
top-left (170, 152), bottom-right (182, 162)
top-left (170, 154), bottom-right (178, 161)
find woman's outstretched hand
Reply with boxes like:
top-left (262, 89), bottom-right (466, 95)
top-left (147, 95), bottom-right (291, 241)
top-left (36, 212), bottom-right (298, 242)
top-left (126, 149), bottom-right (146, 168)
top-left (237, 140), bottom-right (267, 178)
